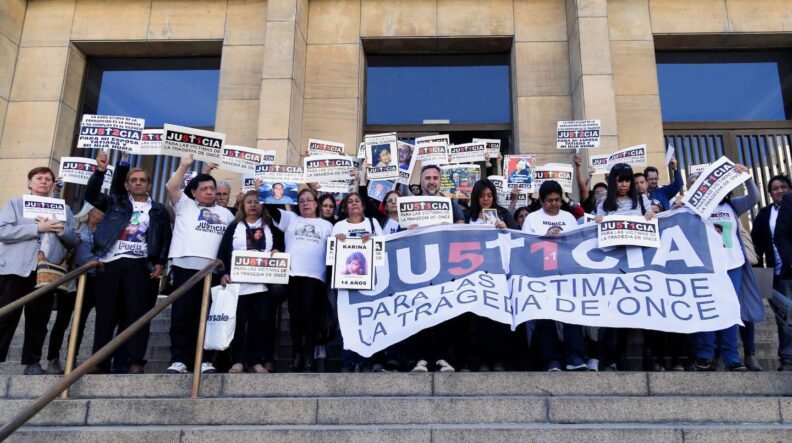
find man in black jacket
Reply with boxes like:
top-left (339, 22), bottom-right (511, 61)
top-left (773, 188), bottom-right (792, 371)
top-left (86, 151), bottom-right (172, 373)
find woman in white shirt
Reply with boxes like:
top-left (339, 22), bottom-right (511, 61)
top-left (267, 189), bottom-right (333, 372)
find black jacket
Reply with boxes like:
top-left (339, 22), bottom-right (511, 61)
top-left (774, 193), bottom-right (792, 278)
top-left (85, 163), bottom-right (172, 267)
top-left (751, 204), bottom-right (775, 269)
top-left (217, 218), bottom-right (285, 274)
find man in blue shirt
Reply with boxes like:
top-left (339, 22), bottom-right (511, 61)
top-left (644, 157), bottom-right (682, 211)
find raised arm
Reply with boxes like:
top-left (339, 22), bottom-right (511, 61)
top-left (574, 154), bottom-right (590, 203)
top-left (166, 154), bottom-right (194, 205)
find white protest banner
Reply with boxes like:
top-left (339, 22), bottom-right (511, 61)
top-left (681, 157), bottom-right (751, 218)
top-left (231, 251), bottom-right (290, 285)
top-left (332, 238), bottom-right (374, 290)
top-left (221, 145), bottom-right (275, 174)
top-left (338, 212), bottom-right (742, 357)
top-left (242, 175), bottom-right (256, 193)
top-left (366, 164), bottom-right (399, 180)
top-left (414, 143), bottom-right (449, 166)
top-left (254, 164), bottom-right (305, 184)
top-left (356, 143), bottom-right (366, 159)
top-left (397, 141), bottom-right (417, 186)
top-left (473, 138), bottom-right (501, 157)
top-left (590, 154), bottom-right (610, 174)
top-left (133, 129), bottom-right (163, 156)
top-left (59, 157), bottom-right (114, 190)
top-left (557, 120), bottom-right (601, 149)
top-left (533, 163), bottom-right (574, 193)
top-left (308, 138), bottom-right (345, 156)
top-left (415, 134), bottom-right (450, 147)
top-left (689, 164), bottom-right (709, 175)
top-left (448, 142), bottom-right (486, 164)
top-left (608, 144), bottom-right (647, 168)
top-left (317, 180), bottom-right (354, 194)
top-left (440, 164), bottom-right (480, 199)
top-left (598, 215), bottom-right (660, 248)
top-left (365, 133), bottom-right (399, 180)
top-left (665, 145), bottom-right (675, 165)
top-left (162, 124), bottom-right (225, 163)
top-left (397, 196), bottom-right (453, 228)
top-left (22, 195), bottom-right (67, 221)
top-left (504, 155), bottom-right (536, 191)
top-left (504, 191), bottom-right (530, 209)
top-left (77, 114), bottom-right (145, 152)
top-left (304, 155), bottom-right (357, 182)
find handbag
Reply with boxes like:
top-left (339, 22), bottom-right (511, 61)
top-left (35, 251), bottom-right (70, 292)
top-left (204, 284), bottom-right (239, 351)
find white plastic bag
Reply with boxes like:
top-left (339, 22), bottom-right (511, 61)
top-left (204, 284), bottom-right (239, 351)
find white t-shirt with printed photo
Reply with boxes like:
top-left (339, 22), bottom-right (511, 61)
top-left (276, 209), bottom-right (333, 281)
top-left (382, 218), bottom-right (400, 235)
top-left (231, 219), bottom-right (272, 296)
top-left (331, 218), bottom-right (383, 239)
top-left (522, 208), bottom-right (577, 235)
top-left (169, 193), bottom-right (234, 263)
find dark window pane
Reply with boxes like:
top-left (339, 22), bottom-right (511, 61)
top-left (366, 55), bottom-right (511, 125)
top-left (657, 53), bottom-right (788, 122)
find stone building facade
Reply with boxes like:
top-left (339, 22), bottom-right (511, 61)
top-left (0, 0), bottom-right (790, 202)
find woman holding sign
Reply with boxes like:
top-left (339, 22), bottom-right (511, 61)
top-left (266, 189), bottom-right (333, 372)
top-left (0, 167), bottom-right (79, 375)
top-left (217, 191), bottom-right (285, 373)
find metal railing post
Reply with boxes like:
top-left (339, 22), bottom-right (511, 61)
top-left (191, 272), bottom-right (213, 398)
top-left (61, 273), bottom-right (88, 399)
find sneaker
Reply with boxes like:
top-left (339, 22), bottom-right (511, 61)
top-left (779, 360), bottom-right (792, 372)
top-left (566, 358), bottom-right (587, 371)
top-left (45, 359), bottom-right (63, 375)
top-left (586, 358), bottom-right (599, 372)
top-left (166, 362), bottom-right (188, 374)
top-left (671, 362), bottom-right (685, 372)
top-left (411, 360), bottom-right (429, 373)
top-left (694, 358), bottom-right (714, 372)
top-left (23, 363), bottom-right (44, 375)
top-left (547, 361), bottom-right (562, 372)
top-left (745, 355), bottom-right (764, 371)
top-left (201, 362), bottom-right (216, 374)
top-left (727, 361), bottom-right (748, 372)
top-left (436, 360), bottom-right (455, 372)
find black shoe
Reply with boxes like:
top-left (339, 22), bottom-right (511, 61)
top-left (23, 363), bottom-right (44, 375)
top-left (779, 360), bottom-right (792, 372)
top-left (694, 358), bottom-right (715, 371)
top-left (727, 361), bottom-right (748, 372)
top-left (341, 362), bottom-right (355, 373)
top-left (290, 354), bottom-right (304, 372)
top-left (303, 356), bottom-right (315, 373)
top-left (316, 358), bottom-right (326, 373)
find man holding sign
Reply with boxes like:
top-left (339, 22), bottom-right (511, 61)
top-left (0, 167), bottom-right (79, 375)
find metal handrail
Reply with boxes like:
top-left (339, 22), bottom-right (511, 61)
top-left (0, 260), bottom-right (101, 320)
top-left (0, 259), bottom-right (224, 440)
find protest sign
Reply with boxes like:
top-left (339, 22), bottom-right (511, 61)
top-left (77, 114), bottom-right (145, 152)
top-left (414, 144), bottom-right (449, 166)
top-left (665, 145), bottom-right (675, 165)
top-left (504, 191), bottom-right (530, 209)
top-left (242, 175), bottom-right (256, 193)
top-left (22, 195), bottom-right (67, 221)
top-left (473, 138), bottom-right (501, 157)
top-left (337, 211), bottom-right (742, 357)
top-left (590, 154), bottom-right (610, 174)
top-left (162, 124), bottom-right (225, 163)
top-left (221, 145), bottom-right (275, 174)
top-left (356, 143), bottom-right (366, 159)
top-left (332, 238), bottom-right (375, 290)
top-left (366, 133), bottom-right (399, 180)
top-left (488, 175), bottom-right (507, 191)
top-left (689, 164), bottom-right (709, 175)
top-left (304, 155), bottom-right (357, 182)
top-left (533, 163), bottom-right (574, 193)
top-left (440, 164), bottom-right (480, 199)
top-left (397, 141), bottom-right (417, 186)
top-left (231, 251), bottom-right (290, 285)
top-left (317, 180), bottom-right (354, 194)
top-left (326, 237), bottom-right (336, 266)
top-left (448, 142), bottom-right (486, 164)
top-left (583, 213), bottom-right (597, 224)
top-left (415, 134), bottom-right (450, 147)
top-left (133, 129), bottom-right (163, 156)
top-left (608, 144), bottom-right (647, 168)
top-left (557, 120), bottom-right (601, 149)
top-left (681, 157), bottom-right (751, 218)
top-left (598, 215), bottom-right (660, 248)
top-left (59, 157), bottom-right (114, 190)
top-left (397, 196), bottom-right (453, 228)
top-left (308, 138), bottom-right (345, 156)
top-left (254, 164), bottom-right (304, 183)
top-left (505, 155), bottom-right (536, 191)
top-left (180, 171), bottom-right (197, 190)
top-left (257, 182), bottom-right (299, 205)
top-left (368, 180), bottom-right (395, 202)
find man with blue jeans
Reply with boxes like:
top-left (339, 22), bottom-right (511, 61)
top-left (772, 191), bottom-right (792, 371)
top-left (695, 268), bottom-right (745, 371)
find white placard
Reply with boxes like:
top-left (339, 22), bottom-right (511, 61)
top-left (162, 124), bottom-right (225, 163)
top-left (533, 164), bottom-right (574, 193)
top-left (665, 145), bottom-right (675, 165)
top-left (488, 175), bottom-right (507, 191)
top-left (59, 157), bottom-right (114, 190)
top-left (689, 164), bottom-right (709, 175)
top-left (326, 237), bottom-right (337, 266)
top-left (77, 114), bottom-right (145, 152)
top-left (356, 142), bottom-right (366, 159)
top-left (397, 141), bottom-right (417, 186)
top-left (304, 155), bottom-right (357, 182)
top-left (414, 143), bottom-right (449, 166)
top-left (242, 175), bottom-right (256, 193)
top-left (504, 155), bottom-right (536, 191)
top-left (317, 180), bottom-right (355, 194)
top-left (308, 138), bottom-right (345, 156)
top-left (221, 145), bottom-right (275, 174)
top-left (598, 215), bottom-right (660, 248)
top-left (590, 154), bottom-right (610, 174)
top-left (415, 134), bottom-right (450, 147)
top-left (332, 238), bottom-right (374, 290)
top-left (254, 164), bottom-right (305, 183)
top-left (230, 251), bottom-right (291, 285)
top-left (589, 144), bottom-right (648, 174)
top-left (448, 142), bottom-right (486, 164)
top-left (681, 157), bottom-right (751, 218)
top-left (397, 196), bottom-right (454, 228)
top-left (473, 138), bottom-right (501, 157)
top-left (557, 120), bottom-right (601, 149)
top-left (133, 129), bottom-right (163, 156)
top-left (22, 195), bottom-right (67, 221)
